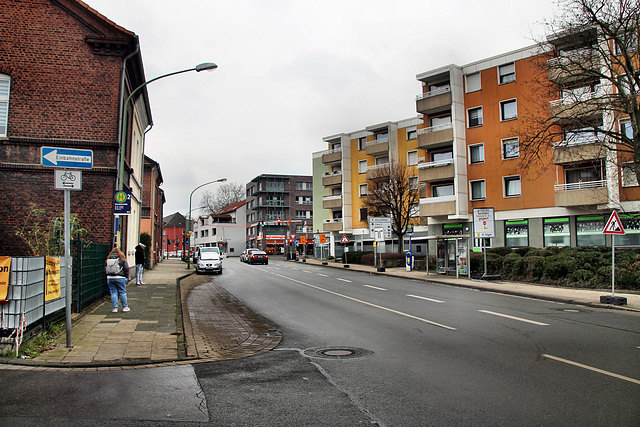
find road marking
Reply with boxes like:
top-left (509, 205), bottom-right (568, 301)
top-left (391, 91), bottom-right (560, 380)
top-left (336, 278), bottom-right (352, 283)
top-left (317, 273), bottom-right (329, 277)
top-left (543, 354), bottom-right (640, 385)
top-left (407, 294), bottom-right (444, 303)
top-left (273, 273), bottom-right (457, 331)
top-left (364, 285), bottom-right (387, 291)
top-left (478, 310), bottom-right (549, 326)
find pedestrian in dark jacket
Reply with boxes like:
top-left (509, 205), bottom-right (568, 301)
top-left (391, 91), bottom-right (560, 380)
top-left (105, 246), bottom-right (130, 313)
top-left (135, 243), bottom-right (146, 285)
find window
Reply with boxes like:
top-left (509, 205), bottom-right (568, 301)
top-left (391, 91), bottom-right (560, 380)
top-left (359, 183), bottom-right (367, 197)
top-left (498, 63), bottom-right (515, 84)
top-left (469, 144), bottom-right (484, 164)
top-left (375, 132), bottom-right (389, 142)
top-left (430, 115), bottom-right (451, 128)
top-left (616, 31), bottom-right (638, 55)
top-left (466, 72), bottom-right (481, 93)
top-left (577, 216), bottom-right (606, 246)
top-left (468, 107), bottom-right (483, 127)
top-left (296, 196), bottom-right (312, 205)
top-left (375, 156), bottom-right (389, 166)
top-left (296, 210), bottom-right (311, 219)
top-left (565, 164), bottom-right (603, 183)
top-left (432, 183), bottom-right (454, 197)
top-left (470, 180), bottom-right (486, 200)
top-left (295, 182), bottom-right (313, 191)
top-left (358, 137), bottom-right (367, 150)
top-left (504, 176), bottom-right (521, 197)
top-left (0, 74), bottom-right (10, 137)
top-left (407, 150), bottom-right (418, 166)
top-left (359, 208), bottom-right (368, 222)
top-left (617, 214), bottom-right (640, 246)
top-left (408, 176), bottom-right (419, 191)
top-left (407, 126), bottom-right (417, 140)
top-left (431, 150), bottom-right (453, 162)
top-left (502, 138), bottom-right (519, 159)
top-left (622, 163), bottom-right (639, 187)
top-left (358, 159), bottom-right (367, 174)
top-left (544, 217), bottom-right (570, 247)
top-left (621, 120), bottom-right (633, 140)
top-left (505, 220), bottom-right (528, 247)
top-left (500, 99), bottom-right (517, 121)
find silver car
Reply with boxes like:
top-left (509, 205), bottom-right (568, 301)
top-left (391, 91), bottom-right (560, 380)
top-left (195, 249), bottom-right (222, 274)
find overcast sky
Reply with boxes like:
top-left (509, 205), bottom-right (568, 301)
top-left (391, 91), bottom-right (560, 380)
top-left (83, 0), bottom-right (557, 216)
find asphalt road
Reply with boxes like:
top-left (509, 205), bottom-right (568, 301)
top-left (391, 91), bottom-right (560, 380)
top-left (216, 257), bottom-right (640, 426)
top-left (2, 257), bottom-right (639, 426)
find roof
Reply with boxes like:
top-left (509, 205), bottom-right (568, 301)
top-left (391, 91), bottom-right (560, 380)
top-left (216, 200), bottom-right (246, 215)
top-left (163, 212), bottom-right (186, 227)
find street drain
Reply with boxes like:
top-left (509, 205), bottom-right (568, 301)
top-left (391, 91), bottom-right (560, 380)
top-left (303, 347), bottom-right (373, 360)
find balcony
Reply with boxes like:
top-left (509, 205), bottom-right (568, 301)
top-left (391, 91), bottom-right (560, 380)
top-left (366, 137), bottom-right (389, 156)
top-left (417, 159), bottom-right (455, 182)
top-left (323, 218), bottom-right (343, 232)
top-left (322, 195), bottom-right (342, 209)
top-left (550, 90), bottom-right (603, 123)
top-left (552, 137), bottom-right (606, 164)
top-left (554, 180), bottom-right (608, 207)
top-left (417, 123), bottom-right (454, 150)
top-left (416, 86), bottom-right (452, 115)
top-left (322, 148), bottom-right (342, 164)
top-left (366, 164), bottom-right (390, 180)
top-left (419, 195), bottom-right (456, 217)
top-left (322, 172), bottom-right (342, 187)
top-left (548, 51), bottom-right (600, 84)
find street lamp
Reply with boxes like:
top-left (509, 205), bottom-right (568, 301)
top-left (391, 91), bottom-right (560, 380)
top-left (186, 178), bottom-right (227, 269)
top-left (117, 62), bottom-right (218, 191)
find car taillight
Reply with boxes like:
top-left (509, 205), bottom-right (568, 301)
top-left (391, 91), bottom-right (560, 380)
top-left (252, 254), bottom-right (256, 258)
top-left (264, 255), bottom-right (268, 258)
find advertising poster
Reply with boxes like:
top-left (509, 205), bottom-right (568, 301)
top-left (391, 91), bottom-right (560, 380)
top-left (45, 256), bottom-right (61, 301)
top-left (0, 256), bottom-right (10, 302)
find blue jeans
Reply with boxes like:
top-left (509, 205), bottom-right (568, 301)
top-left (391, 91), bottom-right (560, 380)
top-left (136, 264), bottom-right (144, 283)
top-left (107, 276), bottom-right (128, 309)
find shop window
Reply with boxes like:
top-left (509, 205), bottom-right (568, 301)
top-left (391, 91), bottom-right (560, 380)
top-left (576, 216), bottom-right (605, 246)
top-left (505, 220), bottom-right (528, 247)
top-left (617, 214), bottom-right (640, 246)
top-left (544, 217), bottom-right (570, 247)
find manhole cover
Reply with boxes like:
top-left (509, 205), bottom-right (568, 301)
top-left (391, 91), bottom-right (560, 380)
top-left (303, 347), bottom-right (373, 360)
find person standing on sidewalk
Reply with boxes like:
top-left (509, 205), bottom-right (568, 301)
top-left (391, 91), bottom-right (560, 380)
top-left (105, 246), bottom-right (130, 313)
top-left (135, 243), bottom-right (146, 285)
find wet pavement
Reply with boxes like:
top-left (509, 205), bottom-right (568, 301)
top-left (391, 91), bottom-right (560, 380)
top-left (1, 256), bottom-right (637, 370)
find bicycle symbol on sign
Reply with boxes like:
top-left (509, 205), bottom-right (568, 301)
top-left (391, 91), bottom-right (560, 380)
top-left (61, 171), bottom-right (76, 182)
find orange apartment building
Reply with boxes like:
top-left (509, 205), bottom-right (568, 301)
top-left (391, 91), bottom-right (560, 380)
top-left (316, 40), bottom-right (640, 265)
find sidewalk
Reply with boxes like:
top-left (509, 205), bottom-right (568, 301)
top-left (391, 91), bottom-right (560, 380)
top-left (302, 258), bottom-right (640, 312)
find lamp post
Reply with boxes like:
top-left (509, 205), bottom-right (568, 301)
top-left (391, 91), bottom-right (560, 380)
top-left (186, 178), bottom-right (227, 269)
top-left (117, 62), bottom-right (218, 191)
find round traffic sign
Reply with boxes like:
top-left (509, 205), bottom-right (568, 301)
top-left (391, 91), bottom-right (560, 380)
top-left (115, 191), bottom-right (128, 203)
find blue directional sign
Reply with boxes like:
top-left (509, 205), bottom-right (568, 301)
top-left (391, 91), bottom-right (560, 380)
top-left (41, 147), bottom-right (93, 169)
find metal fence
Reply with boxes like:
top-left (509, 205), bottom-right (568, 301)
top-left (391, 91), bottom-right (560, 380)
top-left (74, 241), bottom-right (110, 312)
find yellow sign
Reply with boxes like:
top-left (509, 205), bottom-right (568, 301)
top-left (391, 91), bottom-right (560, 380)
top-left (0, 257), bottom-right (10, 302)
top-left (45, 256), bottom-right (61, 301)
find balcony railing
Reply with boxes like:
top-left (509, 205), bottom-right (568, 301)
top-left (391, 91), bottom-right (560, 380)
top-left (322, 195), bottom-right (342, 201)
top-left (323, 218), bottom-right (343, 223)
top-left (550, 85), bottom-right (604, 107)
top-left (417, 158), bottom-right (454, 169)
top-left (554, 180), bottom-right (607, 192)
top-left (418, 122), bottom-right (453, 135)
top-left (553, 134), bottom-right (604, 147)
top-left (368, 163), bottom-right (390, 171)
top-left (416, 85), bottom-right (451, 101)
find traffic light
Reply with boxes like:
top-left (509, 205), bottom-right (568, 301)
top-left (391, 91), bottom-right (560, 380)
top-left (288, 238), bottom-right (293, 244)
top-left (277, 218), bottom-right (281, 225)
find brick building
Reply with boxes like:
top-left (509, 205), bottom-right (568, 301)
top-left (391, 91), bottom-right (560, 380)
top-left (141, 155), bottom-right (165, 267)
top-left (245, 174), bottom-right (313, 255)
top-left (163, 212), bottom-right (186, 258)
top-left (0, 0), bottom-right (152, 263)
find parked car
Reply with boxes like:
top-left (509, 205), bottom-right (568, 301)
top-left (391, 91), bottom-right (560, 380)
top-left (247, 250), bottom-right (268, 265)
top-left (194, 248), bottom-right (222, 274)
top-left (240, 248), bottom-right (260, 263)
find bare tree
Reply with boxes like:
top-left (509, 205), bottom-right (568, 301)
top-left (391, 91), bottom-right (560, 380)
top-left (361, 161), bottom-right (419, 253)
top-left (199, 182), bottom-right (245, 214)
top-left (519, 0), bottom-right (640, 188)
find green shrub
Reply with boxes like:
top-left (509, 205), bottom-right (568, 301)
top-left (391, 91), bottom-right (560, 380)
top-left (344, 251), bottom-right (373, 264)
top-left (502, 253), bottom-right (525, 279)
top-left (514, 246), bottom-right (533, 257)
top-left (488, 246), bottom-right (513, 256)
top-left (523, 256), bottom-right (545, 281)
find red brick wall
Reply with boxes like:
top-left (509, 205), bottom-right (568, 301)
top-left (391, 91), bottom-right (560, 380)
top-left (0, 0), bottom-right (132, 254)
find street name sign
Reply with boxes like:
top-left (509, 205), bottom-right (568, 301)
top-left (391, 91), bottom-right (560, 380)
top-left (54, 170), bottom-right (82, 191)
top-left (41, 147), bottom-right (93, 169)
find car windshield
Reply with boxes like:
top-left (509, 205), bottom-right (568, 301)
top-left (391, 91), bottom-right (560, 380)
top-left (200, 252), bottom-right (220, 260)
top-left (201, 247), bottom-right (220, 253)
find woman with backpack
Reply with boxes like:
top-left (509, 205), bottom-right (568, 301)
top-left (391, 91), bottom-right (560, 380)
top-left (105, 246), bottom-right (130, 313)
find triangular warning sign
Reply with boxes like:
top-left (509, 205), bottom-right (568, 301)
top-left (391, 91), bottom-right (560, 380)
top-left (340, 234), bottom-right (350, 243)
top-left (603, 211), bottom-right (626, 235)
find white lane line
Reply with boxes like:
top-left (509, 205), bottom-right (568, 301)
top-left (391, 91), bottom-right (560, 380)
top-left (478, 310), bottom-right (549, 326)
top-left (364, 285), bottom-right (387, 291)
top-left (543, 354), bottom-right (640, 385)
top-left (407, 294), bottom-right (444, 303)
top-left (336, 278), bottom-right (352, 283)
top-left (273, 273), bottom-right (457, 331)
top-left (317, 273), bottom-right (329, 277)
